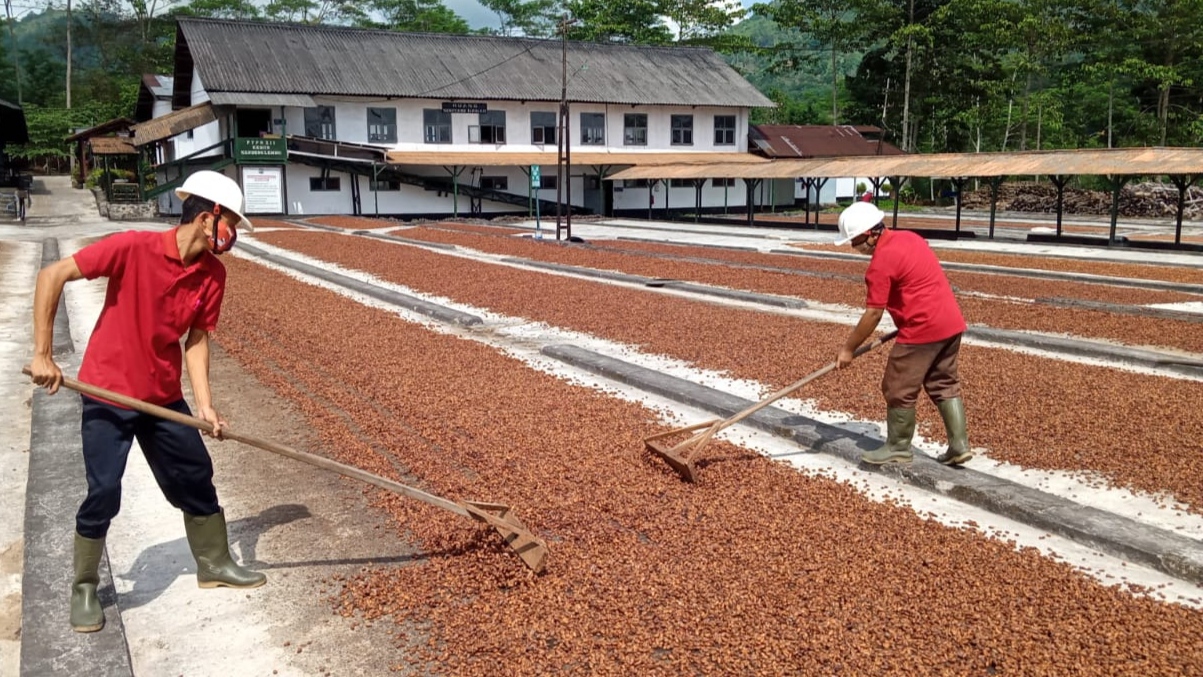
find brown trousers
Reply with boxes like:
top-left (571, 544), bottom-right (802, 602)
top-left (882, 333), bottom-right (963, 409)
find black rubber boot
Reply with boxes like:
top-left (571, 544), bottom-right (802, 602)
top-left (71, 533), bottom-right (105, 633)
top-left (183, 510), bottom-right (267, 589)
top-left (861, 408), bottom-right (916, 465)
top-left (936, 397), bottom-right (972, 465)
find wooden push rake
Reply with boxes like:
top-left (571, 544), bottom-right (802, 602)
top-left (26, 369), bottom-right (549, 574)
top-left (643, 330), bottom-right (898, 483)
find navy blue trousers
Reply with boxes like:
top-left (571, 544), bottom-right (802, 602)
top-left (76, 395), bottom-right (221, 539)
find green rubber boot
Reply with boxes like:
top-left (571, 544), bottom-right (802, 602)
top-left (861, 408), bottom-right (916, 465)
top-left (183, 511), bottom-right (267, 589)
top-left (71, 533), bottom-right (105, 633)
top-left (936, 397), bottom-right (972, 465)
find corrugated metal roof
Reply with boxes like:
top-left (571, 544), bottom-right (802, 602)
top-left (385, 149), bottom-right (771, 167)
top-left (750, 125), bottom-right (903, 158)
top-left (131, 102), bottom-right (216, 146)
top-left (143, 74), bottom-right (173, 99)
top-left (89, 137), bottom-right (138, 155)
top-left (208, 92), bottom-right (317, 107)
top-left (607, 147), bottom-right (1203, 181)
top-left (175, 18), bottom-right (775, 109)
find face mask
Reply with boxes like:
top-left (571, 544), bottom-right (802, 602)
top-left (206, 210), bottom-right (237, 255)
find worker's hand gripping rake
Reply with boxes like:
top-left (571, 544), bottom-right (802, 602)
top-left (643, 330), bottom-right (898, 482)
top-left (24, 368), bottom-right (548, 574)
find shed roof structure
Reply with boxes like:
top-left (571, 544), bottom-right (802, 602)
top-left (608, 147), bottom-right (1203, 182)
top-left (131, 102), bottom-right (216, 147)
top-left (89, 137), bottom-right (138, 156)
top-left (750, 125), bottom-right (903, 159)
top-left (171, 18), bottom-right (775, 110)
top-left (65, 117), bottom-right (135, 143)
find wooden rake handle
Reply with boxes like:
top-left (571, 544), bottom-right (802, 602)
top-left (22, 367), bottom-right (479, 520)
top-left (712, 329), bottom-right (899, 435)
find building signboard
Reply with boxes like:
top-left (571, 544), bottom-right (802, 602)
top-left (442, 102), bottom-right (488, 114)
top-left (241, 166), bottom-right (284, 214)
top-left (234, 137), bottom-right (288, 164)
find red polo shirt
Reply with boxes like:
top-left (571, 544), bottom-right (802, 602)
top-left (864, 229), bottom-right (966, 344)
top-left (74, 229), bottom-right (227, 405)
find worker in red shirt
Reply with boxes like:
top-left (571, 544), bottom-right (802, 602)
top-left (834, 201), bottom-right (971, 467)
top-left (29, 171), bottom-right (263, 633)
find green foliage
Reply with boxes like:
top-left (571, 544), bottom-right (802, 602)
top-left (175, 0), bottom-right (262, 20)
top-left (478, 0), bottom-right (557, 37)
top-left (86, 166), bottom-right (135, 189)
top-left (362, 0), bottom-right (471, 34)
top-left (562, 0), bottom-right (674, 44)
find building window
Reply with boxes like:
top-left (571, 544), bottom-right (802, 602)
top-left (304, 106), bottom-right (337, 140)
top-left (624, 114), bottom-right (647, 146)
top-left (671, 115), bottom-right (693, 145)
top-left (712, 177), bottom-right (736, 187)
top-left (538, 174), bottom-right (557, 190)
top-left (367, 107), bottom-right (397, 144)
top-left (669, 178), bottom-right (695, 188)
top-left (309, 176), bottom-right (341, 191)
top-left (531, 111), bottom-right (557, 145)
top-left (470, 110), bottom-right (507, 144)
top-left (714, 115), bottom-right (736, 145)
top-left (370, 178), bottom-right (401, 191)
top-left (580, 113), bottom-right (605, 145)
top-left (424, 109), bottom-right (452, 143)
top-left (623, 179), bottom-right (650, 188)
top-left (185, 130), bottom-right (195, 140)
top-left (479, 176), bottom-right (508, 191)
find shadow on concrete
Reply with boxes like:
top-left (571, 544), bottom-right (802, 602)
top-left (115, 503), bottom-right (313, 610)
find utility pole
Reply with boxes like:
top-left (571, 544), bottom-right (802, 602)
top-left (3, 0), bottom-right (21, 104)
top-left (556, 13), bottom-right (576, 241)
top-left (66, 0), bottom-right (72, 109)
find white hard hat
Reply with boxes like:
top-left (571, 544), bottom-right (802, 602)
top-left (835, 201), bottom-right (885, 245)
top-left (175, 170), bottom-right (253, 231)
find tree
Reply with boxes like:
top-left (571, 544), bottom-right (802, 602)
top-left (263, 0), bottom-right (366, 24)
top-left (1123, 0), bottom-right (1203, 145)
top-left (479, 0), bottom-right (557, 37)
top-left (561, 0), bottom-right (673, 44)
top-left (659, 0), bottom-right (747, 49)
top-left (751, 0), bottom-right (880, 124)
top-left (364, 0), bottom-right (471, 34)
top-left (178, 0), bottom-right (261, 20)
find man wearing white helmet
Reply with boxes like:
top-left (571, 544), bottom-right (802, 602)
top-left (28, 170), bottom-right (264, 633)
top-left (834, 200), bottom-right (971, 467)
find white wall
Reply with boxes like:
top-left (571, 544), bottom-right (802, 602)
top-left (177, 69), bottom-right (222, 159)
top-left (163, 89), bottom-right (759, 216)
top-left (279, 97), bottom-right (749, 153)
top-left (611, 177), bottom-right (749, 212)
top-left (795, 176), bottom-right (887, 204)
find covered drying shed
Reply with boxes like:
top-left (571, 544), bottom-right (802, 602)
top-left (610, 147), bottom-right (1203, 248)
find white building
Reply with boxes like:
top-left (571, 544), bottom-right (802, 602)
top-left (135, 18), bottom-right (775, 220)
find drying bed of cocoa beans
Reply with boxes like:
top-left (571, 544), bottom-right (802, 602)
top-left (789, 240), bottom-right (1203, 285)
top-left (401, 226), bottom-right (1197, 307)
top-left (309, 214), bottom-right (1203, 286)
top-left (250, 218), bottom-right (305, 229)
top-left (216, 255), bottom-right (1203, 675)
top-left (253, 230), bottom-right (1203, 513)
top-left (308, 215), bottom-right (528, 236)
top-left (380, 226), bottom-right (1203, 354)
